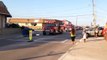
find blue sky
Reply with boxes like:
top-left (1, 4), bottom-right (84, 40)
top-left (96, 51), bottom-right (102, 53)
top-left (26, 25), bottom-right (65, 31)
top-left (2, 0), bottom-right (107, 26)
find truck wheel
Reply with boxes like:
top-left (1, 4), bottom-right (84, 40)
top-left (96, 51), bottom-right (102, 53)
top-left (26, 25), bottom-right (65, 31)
top-left (43, 31), bottom-right (46, 35)
top-left (60, 30), bottom-right (63, 34)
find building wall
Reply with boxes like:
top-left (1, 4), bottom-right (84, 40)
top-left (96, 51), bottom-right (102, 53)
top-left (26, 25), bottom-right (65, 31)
top-left (0, 15), bottom-right (2, 29)
top-left (18, 23), bottom-right (43, 30)
top-left (2, 16), bottom-right (6, 28)
top-left (30, 23), bottom-right (43, 30)
top-left (0, 15), bottom-right (6, 29)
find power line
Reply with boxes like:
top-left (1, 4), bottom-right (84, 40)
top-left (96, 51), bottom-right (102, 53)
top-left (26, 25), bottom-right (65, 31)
top-left (96, 8), bottom-right (107, 15)
top-left (12, 14), bottom-right (92, 18)
top-left (40, 14), bottom-right (92, 18)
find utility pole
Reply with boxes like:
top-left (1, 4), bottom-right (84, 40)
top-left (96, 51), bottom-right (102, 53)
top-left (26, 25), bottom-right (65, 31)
top-left (76, 16), bottom-right (78, 26)
top-left (92, 0), bottom-right (96, 28)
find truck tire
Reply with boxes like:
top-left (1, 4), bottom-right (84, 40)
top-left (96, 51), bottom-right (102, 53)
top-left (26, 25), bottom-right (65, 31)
top-left (43, 31), bottom-right (46, 35)
top-left (57, 29), bottom-right (63, 34)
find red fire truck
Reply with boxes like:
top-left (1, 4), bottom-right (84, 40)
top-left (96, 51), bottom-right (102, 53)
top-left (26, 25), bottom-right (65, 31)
top-left (62, 20), bottom-right (73, 32)
top-left (42, 19), bottom-right (64, 35)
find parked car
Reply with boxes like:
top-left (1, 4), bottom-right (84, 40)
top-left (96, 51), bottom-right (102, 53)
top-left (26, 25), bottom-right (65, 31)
top-left (86, 27), bottom-right (103, 37)
top-left (86, 28), bottom-right (94, 37)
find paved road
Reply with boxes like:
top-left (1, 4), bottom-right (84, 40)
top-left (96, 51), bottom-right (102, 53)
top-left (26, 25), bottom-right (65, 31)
top-left (0, 32), bottom-right (70, 60)
top-left (0, 30), bottom-right (83, 60)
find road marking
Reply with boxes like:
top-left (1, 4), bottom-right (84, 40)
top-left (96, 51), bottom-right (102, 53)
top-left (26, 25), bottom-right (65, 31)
top-left (79, 38), bottom-right (83, 42)
top-left (58, 52), bottom-right (69, 60)
top-left (58, 39), bottom-right (82, 60)
top-left (33, 39), bottom-right (69, 44)
top-left (33, 37), bottom-right (53, 42)
top-left (61, 39), bottom-right (69, 43)
top-left (58, 44), bottom-right (77, 60)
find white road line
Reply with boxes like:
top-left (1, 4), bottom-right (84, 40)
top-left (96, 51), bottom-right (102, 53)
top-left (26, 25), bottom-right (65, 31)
top-left (33, 37), bottom-right (52, 42)
top-left (61, 39), bottom-right (69, 43)
top-left (33, 39), bottom-right (69, 44)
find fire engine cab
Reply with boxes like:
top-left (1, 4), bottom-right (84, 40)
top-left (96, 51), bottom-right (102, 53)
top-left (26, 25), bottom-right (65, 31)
top-left (42, 19), bottom-right (64, 35)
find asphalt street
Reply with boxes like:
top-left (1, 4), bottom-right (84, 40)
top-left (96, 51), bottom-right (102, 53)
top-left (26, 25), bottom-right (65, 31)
top-left (0, 30), bottom-right (83, 60)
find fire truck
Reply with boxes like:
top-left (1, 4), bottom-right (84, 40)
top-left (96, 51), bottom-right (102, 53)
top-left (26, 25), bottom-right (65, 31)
top-left (62, 20), bottom-right (73, 32)
top-left (42, 19), bottom-right (64, 35)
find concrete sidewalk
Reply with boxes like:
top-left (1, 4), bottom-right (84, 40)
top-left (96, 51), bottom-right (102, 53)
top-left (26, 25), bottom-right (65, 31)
top-left (58, 37), bottom-right (107, 60)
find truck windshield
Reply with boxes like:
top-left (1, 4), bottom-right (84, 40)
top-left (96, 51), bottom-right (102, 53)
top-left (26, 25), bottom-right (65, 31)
top-left (45, 24), bottom-right (56, 27)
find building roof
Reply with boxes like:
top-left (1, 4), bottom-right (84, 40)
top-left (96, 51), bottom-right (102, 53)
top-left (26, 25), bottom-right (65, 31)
top-left (0, 1), bottom-right (11, 17)
top-left (9, 18), bottom-right (36, 23)
top-left (8, 18), bottom-right (61, 23)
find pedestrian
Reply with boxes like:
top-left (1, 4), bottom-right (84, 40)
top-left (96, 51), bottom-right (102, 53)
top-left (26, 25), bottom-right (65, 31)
top-left (21, 26), bottom-right (30, 37)
top-left (70, 27), bottom-right (76, 44)
top-left (82, 27), bottom-right (87, 42)
top-left (94, 27), bottom-right (99, 37)
top-left (102, 22), bottom-right (107, 41)
top-left (21, 26), bottom-right (27, 37)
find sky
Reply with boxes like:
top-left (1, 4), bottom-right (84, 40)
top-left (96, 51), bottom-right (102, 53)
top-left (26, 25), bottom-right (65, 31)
top-left (2, 0), bottom-right (107, 26)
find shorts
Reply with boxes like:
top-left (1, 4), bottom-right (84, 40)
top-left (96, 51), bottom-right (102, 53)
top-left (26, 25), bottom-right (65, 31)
top-left (71, 36), bottom-right (75, 42)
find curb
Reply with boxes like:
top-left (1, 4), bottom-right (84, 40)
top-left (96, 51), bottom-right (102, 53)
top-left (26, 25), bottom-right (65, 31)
top-left (58, 42), bottom-right (80, 60)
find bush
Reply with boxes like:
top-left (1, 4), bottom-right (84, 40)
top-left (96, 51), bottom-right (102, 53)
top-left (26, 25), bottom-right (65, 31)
top-left (8, 23), bottom-right (20, 28)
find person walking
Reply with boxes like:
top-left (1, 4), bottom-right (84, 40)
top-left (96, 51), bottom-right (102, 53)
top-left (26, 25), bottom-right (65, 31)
top-left (102, 22), bottom-right (107, 41)
top-left (94, 27), bottom-right (99, 37)
top-left (70, 27), bottom-right (76, 44)
top-left (82, 27), bottom-right (87, 42)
